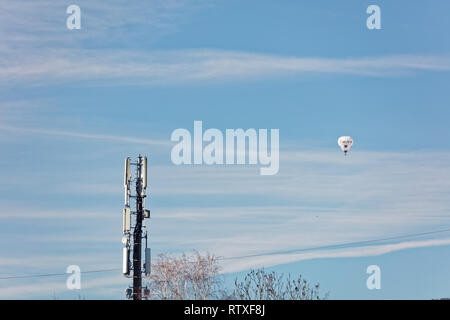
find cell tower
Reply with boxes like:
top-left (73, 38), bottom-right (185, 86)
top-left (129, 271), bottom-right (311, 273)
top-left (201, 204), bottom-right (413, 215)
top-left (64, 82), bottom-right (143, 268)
top-left (122, 155), bottom-right (151, 300)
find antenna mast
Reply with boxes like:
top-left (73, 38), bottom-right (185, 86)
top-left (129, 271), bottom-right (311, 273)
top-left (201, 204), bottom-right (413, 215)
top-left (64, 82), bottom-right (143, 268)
top-left (122, 155), bottom-right (151, 300)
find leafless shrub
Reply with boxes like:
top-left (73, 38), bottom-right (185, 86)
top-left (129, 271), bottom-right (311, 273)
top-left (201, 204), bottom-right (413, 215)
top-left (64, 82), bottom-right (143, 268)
top-left (233, 269), bottom-right (328, 300)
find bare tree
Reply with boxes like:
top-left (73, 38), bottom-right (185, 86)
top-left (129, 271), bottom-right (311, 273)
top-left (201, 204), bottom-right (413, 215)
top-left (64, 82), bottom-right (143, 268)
top-left (145, 251), bottom-right (224, 300)
top-left (233, 269), bottom-right (328, 300)
top-left (144, 252), bottom-right (327, 300)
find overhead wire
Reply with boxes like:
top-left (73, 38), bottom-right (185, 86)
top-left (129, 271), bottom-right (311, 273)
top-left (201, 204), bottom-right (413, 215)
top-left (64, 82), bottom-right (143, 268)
top-left (1, 227), bottom-right (450, 280)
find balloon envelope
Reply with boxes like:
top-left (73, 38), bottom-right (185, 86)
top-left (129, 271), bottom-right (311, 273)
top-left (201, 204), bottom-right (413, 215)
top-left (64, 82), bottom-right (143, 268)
top-left (338, 136), bottom-right (353, 153)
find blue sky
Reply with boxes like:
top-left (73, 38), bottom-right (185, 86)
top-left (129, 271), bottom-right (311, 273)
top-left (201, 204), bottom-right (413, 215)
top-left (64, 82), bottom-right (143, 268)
top-left (1, 0), bottom-right (450, 299)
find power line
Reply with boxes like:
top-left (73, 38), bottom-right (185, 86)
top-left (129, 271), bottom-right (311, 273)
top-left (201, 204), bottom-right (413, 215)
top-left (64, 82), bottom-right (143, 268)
top-left (1, 227), bottom-right (450, 281)
top-left (0, 268), bottom-right (120, 280)
top-left (218, 227), bottom-right (450, 260)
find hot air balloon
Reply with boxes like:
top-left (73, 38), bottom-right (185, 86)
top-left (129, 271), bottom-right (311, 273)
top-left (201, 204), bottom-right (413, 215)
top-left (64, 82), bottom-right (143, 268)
top-left (338, 136), bottom-right (353, 155)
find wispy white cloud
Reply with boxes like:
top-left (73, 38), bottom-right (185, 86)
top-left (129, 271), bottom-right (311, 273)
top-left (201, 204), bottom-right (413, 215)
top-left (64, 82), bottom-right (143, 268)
top-left (0, 124), bottom-right (169, 146)
top-left (1, 238), bottom-right (449, 298)
top-left (0, 0), bottom-right (209, 48)
top-left (0, 273), bottom-right (128, 299)
top-left (219, 238), bottom-right (450, 273)
top-left (2, 49), bottom-right (450, 86)
top-left (1, 1), bottom-right (449, 87)
top-left (0, 207), bottom-right (113, 219)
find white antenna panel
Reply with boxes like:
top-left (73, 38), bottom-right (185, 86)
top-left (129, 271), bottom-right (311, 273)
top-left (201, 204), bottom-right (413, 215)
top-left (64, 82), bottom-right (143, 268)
top-left (144, 248), bottom-right (151, 276)
top-left (142, 157), bottom-right (147, 190)
top-left (122, 247), bottom-right (130, 275)
top-left (123, 207), bottom-right (131, 233)
top-left (124, 157), bottom-right (131, 187)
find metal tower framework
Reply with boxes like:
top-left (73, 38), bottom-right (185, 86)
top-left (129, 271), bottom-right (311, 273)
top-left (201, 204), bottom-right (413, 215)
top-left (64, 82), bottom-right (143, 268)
top-left (122, 155), bottom-right (150, 300)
